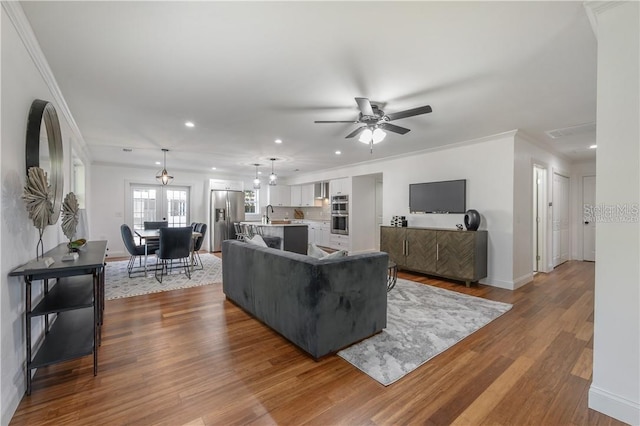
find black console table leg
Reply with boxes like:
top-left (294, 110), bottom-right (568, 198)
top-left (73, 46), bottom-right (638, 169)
top-left (25, 277), bottom-right (32, 396)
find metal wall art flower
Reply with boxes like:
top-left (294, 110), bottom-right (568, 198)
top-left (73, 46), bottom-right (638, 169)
top-left (61, 192), bottom-right (79, 241)
top-left (22, 167), bottom-right (54, 258)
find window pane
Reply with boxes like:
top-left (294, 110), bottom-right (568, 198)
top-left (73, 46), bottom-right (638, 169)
top-left (244, 190), bottom-right (257, 214)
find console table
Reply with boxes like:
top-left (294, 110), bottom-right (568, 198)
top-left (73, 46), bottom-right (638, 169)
top-left (9, 240), bottom-right (107, 394)
top-left (380, 226), bottom-right (487, 287)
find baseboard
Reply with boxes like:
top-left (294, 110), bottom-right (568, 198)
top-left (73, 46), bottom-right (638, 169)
top-left (589, 385), bottom-right (640, 425)
top-left (480, 278), bottom-right (515, 290)
top-left (512, 273), bottom-right (534, 289)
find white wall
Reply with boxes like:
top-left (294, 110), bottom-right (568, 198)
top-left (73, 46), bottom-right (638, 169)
top-left (513, 132), bottom-right (572, 285)
top-left (588, 2), bottom-right (640, 424)
top-left (90, 164), bottom-right (223, 257)
top-left (1, 5), bottom-right (87, 423)
top-left (288, 132), bottom-right (519, 288)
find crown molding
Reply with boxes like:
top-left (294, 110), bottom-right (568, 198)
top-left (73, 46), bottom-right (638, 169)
top-left (2, 1), bottom-right (90, 161)
top-left (583, 1), bottom-right (625, 39)
top-left (514, 129), bottom-right (573, 164)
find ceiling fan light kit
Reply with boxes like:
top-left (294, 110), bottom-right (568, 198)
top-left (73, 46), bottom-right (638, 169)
top-left (315, 97), bottom-right (432, 153)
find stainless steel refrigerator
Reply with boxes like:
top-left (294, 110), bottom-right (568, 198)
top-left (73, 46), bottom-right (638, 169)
top-left (210, 190), bottom-right (245, 252)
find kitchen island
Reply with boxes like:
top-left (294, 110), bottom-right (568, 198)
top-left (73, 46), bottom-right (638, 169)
top-left (242, 222), bottom-right (308, 254)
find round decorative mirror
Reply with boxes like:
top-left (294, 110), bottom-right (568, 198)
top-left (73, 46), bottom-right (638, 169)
top-left (26, 99), bottom-right (64, 225)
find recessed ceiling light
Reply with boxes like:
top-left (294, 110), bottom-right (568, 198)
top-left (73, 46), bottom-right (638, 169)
top-left (185, 121), bottom-right (195, 128)
top-left (275, 139), bottom-right (282, 144)
top-left (335, 150), bottom-right (341, 155)
top-left (155, 161), bottom-right (161, 165)
top-left (258, 171), bottom-right (262, 175)
top-left (589, 144), bottom-right (597, 149)
top-left (211, 167), bottom-right (217, 170)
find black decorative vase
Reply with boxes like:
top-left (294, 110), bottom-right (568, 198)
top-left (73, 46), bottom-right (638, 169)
top-left (464, 209), bottom-right (481, 231)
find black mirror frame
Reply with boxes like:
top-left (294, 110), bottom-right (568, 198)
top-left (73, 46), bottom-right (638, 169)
top-left (26, 99), bottom-right (64, 225)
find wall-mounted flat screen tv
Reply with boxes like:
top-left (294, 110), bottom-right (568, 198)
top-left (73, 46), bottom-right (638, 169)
top-left (409, 179), bottom-right (466, 214)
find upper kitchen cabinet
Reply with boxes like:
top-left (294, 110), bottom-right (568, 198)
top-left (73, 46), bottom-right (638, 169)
top-left (291, 184), bottom-right (315, 207)
top-left (268, 185), bottom-right (291, 206)
top-left (330, 178), bottom-right (350, 196)
top-left (210, 179), bottom-right (244, 191)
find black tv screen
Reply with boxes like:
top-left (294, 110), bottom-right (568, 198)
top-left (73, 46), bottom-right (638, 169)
top-left (409, 179), bottom-right (466, 214)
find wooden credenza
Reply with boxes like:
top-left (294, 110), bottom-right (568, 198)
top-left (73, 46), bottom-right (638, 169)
top-left (380, 226), bottom-right (487, 287)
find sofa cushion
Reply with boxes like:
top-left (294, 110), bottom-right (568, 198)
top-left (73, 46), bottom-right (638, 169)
top-left (307, 243), bottom-right (328, 258)
top-left (246, 234), bottom-right (268, 247)
top-left (320, 249), bottom-right (348, 260)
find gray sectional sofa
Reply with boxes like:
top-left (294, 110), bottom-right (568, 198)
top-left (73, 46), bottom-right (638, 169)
top-left (222, 239), bottom-right (389, 359)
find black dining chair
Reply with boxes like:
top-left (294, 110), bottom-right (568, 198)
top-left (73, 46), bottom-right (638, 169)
top-left (192, 223), bottom-right (207, 269)
top-left (154, 226), bottom-right (193, 283)
top-left (120, 224), bottom-right (146, 277)
top-left (143, 221), bottom-right (168, 252)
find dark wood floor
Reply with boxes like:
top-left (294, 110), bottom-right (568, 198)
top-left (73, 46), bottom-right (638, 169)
top-left (10, 259), bottom-right (625, 425)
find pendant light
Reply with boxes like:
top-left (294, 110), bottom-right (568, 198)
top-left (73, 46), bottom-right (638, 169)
top-left (253, 163), bottom-right (261, 189)
top-left (155, 149), bottom-right (173, 185)
top-left (268, 158), bottom-right (278, 186)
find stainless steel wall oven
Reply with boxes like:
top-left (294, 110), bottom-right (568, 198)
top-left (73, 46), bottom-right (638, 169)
top-left (331, 195), bottom-right (349, 234)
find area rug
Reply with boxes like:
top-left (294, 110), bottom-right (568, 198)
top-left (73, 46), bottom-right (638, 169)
top-left (104, 253), bottom-right (222, 300)
top-left (338, 278), bottom-right (512, 386)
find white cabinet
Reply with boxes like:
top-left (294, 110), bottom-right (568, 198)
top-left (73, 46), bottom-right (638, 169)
top-left (307, 224), bottom-right (315, 245)
top-left (307, 221), bottom-right (331, 248)
top-left (291, 184), bottom-right (315, 207)
top-left (268, 185), bottom-right (290, 206)
top-left (330, 178), bottom-right (350, 196)
top-left (330, 233), bottom-right (350, 251)
top-left (300, 184), bottom-right (315, 206)
top-left (210, 179), bottom-right (243, 191)
top-left (290, 186), bottom-right (302, 206)
top-left (318, 223), bottom-right (331, 247)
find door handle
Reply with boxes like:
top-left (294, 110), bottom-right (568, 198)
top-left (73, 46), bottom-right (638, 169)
top-left (584, 221), bottom-right (590, 225)
top-left (436, 243), bottom-right (439, 261)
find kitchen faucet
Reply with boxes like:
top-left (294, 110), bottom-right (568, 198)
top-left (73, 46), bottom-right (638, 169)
top-left (266, 204), bottom-right (274, 224)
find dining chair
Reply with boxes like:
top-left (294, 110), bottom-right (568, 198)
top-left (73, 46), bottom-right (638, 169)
top-left (143, 221), bottom-right (168, 252)
top-left (154, 226), bottom-right (193, 283)
top-left (234, 223), bottom-right (246, 241)
top-left (120, 224), bottom-right (146, 277)
top-left (192, 223), bottom-right (207, 269)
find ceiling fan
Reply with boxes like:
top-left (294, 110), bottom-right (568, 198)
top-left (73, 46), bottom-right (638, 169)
top-left (314, 97), bottom-right (433, 147)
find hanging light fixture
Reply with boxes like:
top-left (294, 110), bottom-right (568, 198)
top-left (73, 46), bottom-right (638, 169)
top-left (269, 158), bottom-right (278, 186)
top-left (155, 149), bottom-right (173, 185)
top-left (253, 163), bottom-right (261, 189)
top-left (358, 126), bottom-right (386, 153)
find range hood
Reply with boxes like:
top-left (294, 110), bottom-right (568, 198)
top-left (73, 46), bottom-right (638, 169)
top-left (314, 182), bottom-right (329, 199)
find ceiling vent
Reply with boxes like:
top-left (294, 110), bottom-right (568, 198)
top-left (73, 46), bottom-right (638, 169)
top-left (546, 122), bottom-right (596, 139)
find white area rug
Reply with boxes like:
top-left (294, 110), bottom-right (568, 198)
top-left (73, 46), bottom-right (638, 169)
top-left (338, 278), bottom-right (512, 386)
top-left (104, 253), bottom-right (222, 300)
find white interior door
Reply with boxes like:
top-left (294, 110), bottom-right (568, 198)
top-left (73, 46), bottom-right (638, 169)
top-left (583, 175), bottom-right (596, 262)
top-left (533, 166), bottom-right (546, 272)
top-left (552, 173), bottom-right (570, 267)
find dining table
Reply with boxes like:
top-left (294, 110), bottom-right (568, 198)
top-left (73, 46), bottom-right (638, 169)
top-left (135, 229), bottom-right (202, 274)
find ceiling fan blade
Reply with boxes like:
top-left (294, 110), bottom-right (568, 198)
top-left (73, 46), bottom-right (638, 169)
top-left (379, 122), bottom-right (411, 135)
top-left (355, 97), bottom-right (374, 116)
top-left (314, 120), bottom-right (359, 123)
top-left (345, 126), bottom-right (367, 139)
top-left (385, 105), bottom-right (433, 121)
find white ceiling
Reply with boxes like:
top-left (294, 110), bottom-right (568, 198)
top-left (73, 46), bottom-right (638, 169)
top-left (20, 1), bottom-right (597, 180)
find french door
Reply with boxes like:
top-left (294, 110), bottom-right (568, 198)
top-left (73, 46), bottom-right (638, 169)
top-left (130, 184), bottom-right (190, 232)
